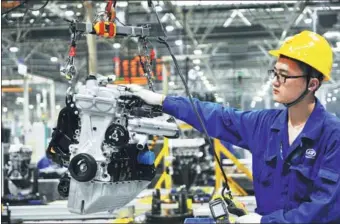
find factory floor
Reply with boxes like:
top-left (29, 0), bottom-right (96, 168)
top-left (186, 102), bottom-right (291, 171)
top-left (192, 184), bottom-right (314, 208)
top-left (7, 189), bottom-right (257, 223)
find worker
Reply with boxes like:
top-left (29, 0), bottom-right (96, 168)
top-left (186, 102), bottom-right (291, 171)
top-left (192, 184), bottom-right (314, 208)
top-left (125, 30), bottom-right (340, 223)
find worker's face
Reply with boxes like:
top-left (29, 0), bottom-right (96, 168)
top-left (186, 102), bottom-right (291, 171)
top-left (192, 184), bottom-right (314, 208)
top-left (271, 57), bottom-right (307, 104)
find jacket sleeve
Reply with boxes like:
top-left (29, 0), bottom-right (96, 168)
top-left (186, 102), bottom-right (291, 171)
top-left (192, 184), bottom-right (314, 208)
top-left (261, 134), bottom-right (340, 223)
top-left (162, 96), bottom-right (268, 150)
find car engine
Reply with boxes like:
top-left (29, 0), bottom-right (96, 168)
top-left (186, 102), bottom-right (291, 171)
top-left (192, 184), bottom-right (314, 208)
top-left (46, 74), bottom-right (179, 214)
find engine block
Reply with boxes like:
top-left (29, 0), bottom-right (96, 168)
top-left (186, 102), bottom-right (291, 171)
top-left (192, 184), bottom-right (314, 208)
top-left (47, 75), bottom-right (179, 214)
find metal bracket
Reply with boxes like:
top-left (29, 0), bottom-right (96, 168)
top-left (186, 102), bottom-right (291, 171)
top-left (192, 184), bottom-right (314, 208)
top-left (74, 22), bottom-right (151, 37)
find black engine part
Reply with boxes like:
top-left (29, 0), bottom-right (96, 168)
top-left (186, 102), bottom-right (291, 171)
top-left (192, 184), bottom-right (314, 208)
top-left (107, 144), bottom-right (156, 182)
top-left (46, 104), bottom-right (80, 166)
top-left (68, 153), bottom-right (97, 182)
top-left (104, 123), bottom-right (130, 147)
top-left (58, 174), bottom-right (71, 197)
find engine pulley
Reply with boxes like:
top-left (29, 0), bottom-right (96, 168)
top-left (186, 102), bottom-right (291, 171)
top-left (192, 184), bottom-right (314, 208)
top-left (104, 123), bottom-right (129, 147)
top-left (68, 153), bottom-right (97, 182)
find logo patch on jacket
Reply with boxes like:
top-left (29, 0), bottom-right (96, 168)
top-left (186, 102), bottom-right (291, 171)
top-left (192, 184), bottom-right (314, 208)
top-left (305, 148), bottom-right (316, 159)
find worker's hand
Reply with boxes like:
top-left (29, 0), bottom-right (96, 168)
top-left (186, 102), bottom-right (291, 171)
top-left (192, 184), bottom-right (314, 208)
top-left (235, 213), bottom-right (262, 224)
top-left (124, 84), bottom-right (165, 106)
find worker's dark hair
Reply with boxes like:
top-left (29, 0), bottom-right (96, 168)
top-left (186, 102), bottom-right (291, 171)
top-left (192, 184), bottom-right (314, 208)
top-left (280, 55), bottom-right (324, 91)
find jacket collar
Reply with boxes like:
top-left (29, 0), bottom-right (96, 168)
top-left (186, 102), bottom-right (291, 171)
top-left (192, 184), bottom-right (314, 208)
top-left (270, 97), bottom-right (326, 141)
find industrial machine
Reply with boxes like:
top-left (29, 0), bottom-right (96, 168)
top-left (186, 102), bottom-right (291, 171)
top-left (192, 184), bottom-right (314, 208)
top-left (2, 143), bottom-right (44, 205)
top-left (46, 74), bottom-right (179, 214)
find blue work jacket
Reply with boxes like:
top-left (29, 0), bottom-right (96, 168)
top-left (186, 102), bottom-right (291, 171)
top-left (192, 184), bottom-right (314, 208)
top-left (162, 96), bottom-right (340, 223)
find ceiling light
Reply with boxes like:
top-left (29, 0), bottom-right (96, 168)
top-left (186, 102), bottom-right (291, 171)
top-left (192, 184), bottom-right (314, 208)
top-left (3, 107), bottom-right (8, 113)
top-left (327, 97), bottom-right (331, 102)
top-left (10, 12), bottom-right (24, 18)
top-left (193, 59), bottom-right (201, 64)
top-left (194, 66), bottom-right (200, 71)
top-left (56, 105), bottom-right (61, 110)
top-left (323, 31), bottom-right (340, 39)
top-left (42, 12), bottom-right (46, 17)
top-left (194, 49), bottom-right (202, 55)
top-left (165, 25), bottom-right (174, 32)
top-left (117, 1), bottom-right (128, 7)
top-left (155, 5), bottom-right (163, 12)
top-left (29, 105), bottom-right (34, 109)
top-left (169, 81), bottom-right (175, 86)
top-left (77, 3), bottom-right (83, 8)
top-left (60, 4), bottom-right (67, 9)
top-left (334, 89), bottom-right (339, 94)
top-left (65, 10), bottom-right (74, 17)
top-left (332, 97), bottom-right (337, 102)
top-left (9, 47), bottom-right (19, 52)
top-left (76, 12), bottom-right (81, 16)
top-left (29, 19), bottom-right (35, 23)
top-left (31, 11), bottom-right (40, 16)
top-left (304, 18), bottom-right (312, 24)
top-left (113, 43), bottom-right (121, 49)
top-left (50, 57), bottom-right (58, 62)
top-left (175, 40), bottom-right (183, 46)
top-left (328, 93), bottom-right (332, 97)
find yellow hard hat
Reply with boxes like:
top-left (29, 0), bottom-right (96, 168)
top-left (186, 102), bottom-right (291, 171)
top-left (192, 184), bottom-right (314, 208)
top-left (269, 30), bottom-right (333, 81)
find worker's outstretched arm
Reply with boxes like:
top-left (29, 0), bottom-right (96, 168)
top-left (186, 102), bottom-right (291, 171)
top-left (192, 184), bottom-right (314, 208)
top-left (162, 96), bottom-right (268, 150)
top-left (261, 135), bottom-right (340, 223)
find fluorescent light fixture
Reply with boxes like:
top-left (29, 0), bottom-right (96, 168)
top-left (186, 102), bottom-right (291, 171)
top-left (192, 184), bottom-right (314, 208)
top-left (113, 43), bottom-right (121, 49)
top-left (56, 105), bottom-right (61, 110)
top-left (166, 25), bottom-right (174, 32)
top-left (77, 3), bottom-right (83, 8)
top-left (327, 93), bottom-right (332, 97)
top-left (175, 40), bottom-right (183, 46)
top-left (30, 19), bottom-right (35, 23)
top-left (117, 1), bottom-right (128, 7)
top-left (271, 8), bottom-right (284, 12)
top-left (11, 12), bottom-right (24, 18)
top-left (304, 18), bottom-right (312, 24)
top-left (334, 89), bottom-right (339, 94)
top-left (50, 57), bottom-right (58, 62)
top-left (65, 10), bottom-right (74, 16)
top-left (332, 97), bottom-right (337, 102)
top-left (193, 59), bottom-right (201, 64)
top-left (76, 12), bottom-right (81, 16)
top-left (29, 105), bottom-right (34, 109)
top-left (60, 4), bottom-right (67, 9)
top-left (194, 49), bottom-right (202, 55)
top-left (323, 31), bottom-right (340, 39)
top-left (31, 11), bottom-right (40, 16)
top-left (155, 5), bottom-right (162, 12)
top-left (327, 98), bottom-right (331, 102)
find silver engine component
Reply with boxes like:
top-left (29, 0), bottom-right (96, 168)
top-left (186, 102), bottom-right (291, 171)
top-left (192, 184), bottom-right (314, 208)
top-left (53, 75), bottom-right (179, 214)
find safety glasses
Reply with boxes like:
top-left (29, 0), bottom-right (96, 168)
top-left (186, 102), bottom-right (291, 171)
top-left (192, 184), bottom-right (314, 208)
top-left (268, 69), bottom-right (306, 84)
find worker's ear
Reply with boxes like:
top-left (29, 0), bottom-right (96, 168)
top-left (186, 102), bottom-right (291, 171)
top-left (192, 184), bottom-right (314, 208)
top-left (308, 78), bottom-right (319, 92)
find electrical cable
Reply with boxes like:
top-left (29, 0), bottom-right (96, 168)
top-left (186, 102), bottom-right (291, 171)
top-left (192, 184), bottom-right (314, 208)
top-left (148, 1), bottom-right (234, 200)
